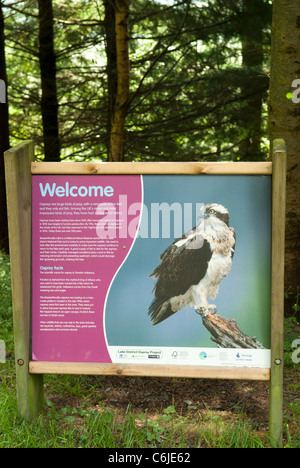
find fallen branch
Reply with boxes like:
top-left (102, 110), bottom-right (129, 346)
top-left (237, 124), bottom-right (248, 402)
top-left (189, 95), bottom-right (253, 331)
top-left (198, 310), bottom-right (265, 349)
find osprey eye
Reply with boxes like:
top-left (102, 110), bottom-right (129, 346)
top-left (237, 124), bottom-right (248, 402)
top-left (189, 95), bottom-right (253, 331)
top-left (209, 209), bottom-right (215, 214)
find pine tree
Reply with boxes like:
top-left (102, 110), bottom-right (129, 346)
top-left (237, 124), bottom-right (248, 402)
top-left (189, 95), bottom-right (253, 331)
top-left (104, 0), bottom-right (130, 162)
top-left (38, 0), bottom-right (60, 161)
top-left (238, 0), bottom-right (271, 160)
top-left (124, 0), bottom-right (271, 161)
top-left (2, 0), bottom-right (272, 163)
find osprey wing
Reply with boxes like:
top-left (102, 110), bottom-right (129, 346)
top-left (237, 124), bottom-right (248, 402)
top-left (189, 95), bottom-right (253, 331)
top-left (150, 230), bottom-right (212, 301)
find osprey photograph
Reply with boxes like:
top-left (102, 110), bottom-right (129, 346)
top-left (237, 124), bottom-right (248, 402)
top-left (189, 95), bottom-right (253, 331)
top-left (104, 174), bottom-right (272, 364)
top-left (148, 203), bottom-right (236, 325)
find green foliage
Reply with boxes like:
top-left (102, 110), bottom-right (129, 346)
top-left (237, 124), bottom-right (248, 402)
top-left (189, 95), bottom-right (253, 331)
top-left (136, 405), bottom-right (176, 445)
top-left (0, 251), bottom-right (13, 349)
top-left (2, 0), bottom-right (271, 161)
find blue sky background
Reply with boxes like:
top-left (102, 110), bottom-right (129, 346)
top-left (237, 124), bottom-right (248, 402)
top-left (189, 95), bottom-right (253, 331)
top-left (105, 175), bottom-right (272, 349)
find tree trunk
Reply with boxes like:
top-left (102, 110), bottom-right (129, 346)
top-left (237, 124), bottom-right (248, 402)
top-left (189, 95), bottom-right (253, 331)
top-left (268, 0), bottom-right (300, 317)
top-left (239, 0), bottom-right (268, 161)
top-left (104, 0), bottom-right (130, 162)
top-left (0, 1), bottom-right (9, 253)
top-left (38, 0), bottom-right (60, 161)
top-left (104, 0), bottom-right (118, 157)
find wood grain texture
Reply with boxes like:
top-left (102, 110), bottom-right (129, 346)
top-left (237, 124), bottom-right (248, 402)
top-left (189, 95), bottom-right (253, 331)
top-left (200, 311), bottom-right (265, 349)
top-left (31, 161), bottom-right (272, 175)
top-left (269, 139), bottom-right (287, 447)
top-left (4, 141), bottom-right (44, 419)
top-left (29, 361), bottom-right (270, 381)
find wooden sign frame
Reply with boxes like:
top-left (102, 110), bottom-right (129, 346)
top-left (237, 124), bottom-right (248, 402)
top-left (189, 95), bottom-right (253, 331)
top-left (4, 140), bottom-right (287, 447)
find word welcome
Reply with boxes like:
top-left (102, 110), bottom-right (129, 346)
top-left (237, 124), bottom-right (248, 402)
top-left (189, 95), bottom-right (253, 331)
top-left (39, 182), bottom-right (114, 198)
top-left (0, 79), bottom-right (6, 104)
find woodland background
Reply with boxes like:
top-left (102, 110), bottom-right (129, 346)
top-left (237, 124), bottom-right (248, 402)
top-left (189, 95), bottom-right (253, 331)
top-left (0, 0), bottom-right (299, 314)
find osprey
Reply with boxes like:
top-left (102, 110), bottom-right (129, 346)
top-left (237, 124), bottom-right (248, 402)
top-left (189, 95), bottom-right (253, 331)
top-left (148, 203), bottom-right (236, 325)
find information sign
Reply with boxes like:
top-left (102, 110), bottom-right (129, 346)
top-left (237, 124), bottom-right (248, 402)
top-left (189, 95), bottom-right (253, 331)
top-left (4, 141), bottom-right (287, 446)
top-left (32, 174), bottom-right (271, 369)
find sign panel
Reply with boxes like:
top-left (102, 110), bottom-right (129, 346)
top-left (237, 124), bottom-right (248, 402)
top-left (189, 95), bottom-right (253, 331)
top-left (32, 174), bottom-right (271, 368)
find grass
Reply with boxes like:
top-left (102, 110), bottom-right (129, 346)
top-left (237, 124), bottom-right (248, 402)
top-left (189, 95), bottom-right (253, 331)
top-left (0, 383), bottom-right (271, 448)
top-left (0, 250), bottom-right (299, 448)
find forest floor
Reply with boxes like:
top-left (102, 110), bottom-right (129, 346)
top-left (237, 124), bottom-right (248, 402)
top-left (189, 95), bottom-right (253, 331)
top-left (46, 357), bottom-right (300, 447)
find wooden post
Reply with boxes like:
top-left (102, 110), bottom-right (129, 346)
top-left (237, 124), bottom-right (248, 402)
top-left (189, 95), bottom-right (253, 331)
top-left (269, 139), bottom-right (287, 448)
top-left (4, 141), bottom-right (44, 419)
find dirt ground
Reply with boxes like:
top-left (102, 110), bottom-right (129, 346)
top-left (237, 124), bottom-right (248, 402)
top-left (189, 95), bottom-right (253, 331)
top-left (48, 366), bottom-right (299, 441)
top-left (96, 374), bottom-right (271, 426)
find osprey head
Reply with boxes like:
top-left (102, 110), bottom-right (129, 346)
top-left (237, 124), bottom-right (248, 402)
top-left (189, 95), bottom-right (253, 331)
top-left (201, 203), bottom-right (229, 227)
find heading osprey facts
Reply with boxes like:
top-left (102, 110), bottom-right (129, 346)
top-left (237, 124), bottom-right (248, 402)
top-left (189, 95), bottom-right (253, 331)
top-left (148, 203), bottom-right (236, 325)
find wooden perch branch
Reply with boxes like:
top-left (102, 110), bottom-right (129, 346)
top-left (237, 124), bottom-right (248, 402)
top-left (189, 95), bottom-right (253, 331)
top-left (198, 310), bottom-right (265, 349)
